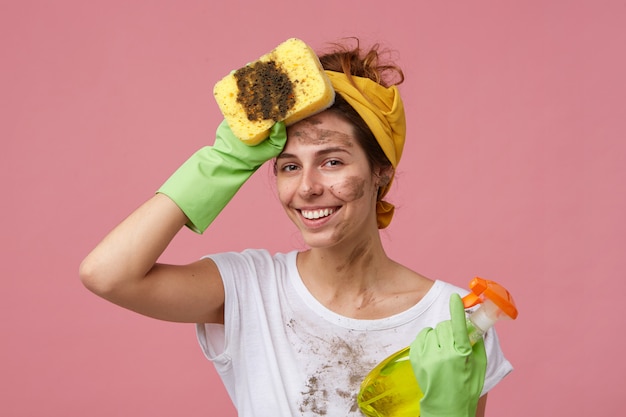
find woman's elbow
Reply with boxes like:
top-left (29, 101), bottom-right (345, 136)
top-left (79, 255), bottom-right (120, 298)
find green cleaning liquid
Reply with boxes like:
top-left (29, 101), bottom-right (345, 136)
top-left (357, 346), bottom-right (423, 417)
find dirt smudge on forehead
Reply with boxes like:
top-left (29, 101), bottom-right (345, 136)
top-left (289, 119), bottom-right (355, 147)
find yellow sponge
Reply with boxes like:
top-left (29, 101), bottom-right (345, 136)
top-left (213, 38), bottom-right (335, 145)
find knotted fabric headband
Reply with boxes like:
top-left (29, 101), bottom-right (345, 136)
top-left (324, 70), bottom-right (406, 228)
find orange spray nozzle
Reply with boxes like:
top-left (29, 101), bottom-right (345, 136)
top-left (461, 277), bottom-right (518, 320)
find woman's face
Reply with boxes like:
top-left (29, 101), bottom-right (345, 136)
top-left (276, 111), bottom-right (384, 249)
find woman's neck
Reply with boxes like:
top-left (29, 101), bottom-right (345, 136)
top-left (301, 230), bottom-right (388, 279)
top-left (296, 234), bottom-right (434, 320)
top-left (296, 235), bottom-right (398, 317)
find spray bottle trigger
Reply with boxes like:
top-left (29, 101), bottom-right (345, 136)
top-left (462, 292), bottom-right (483, 309)
top-left (466, 276), bottom-right (519, 320)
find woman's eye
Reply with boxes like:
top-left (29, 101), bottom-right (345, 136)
top-left (281, 164), bottom-right (299, 172)
top-left (325, 159), bottom-right (342, 167)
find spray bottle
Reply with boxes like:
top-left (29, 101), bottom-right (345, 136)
top-left (357, 277), bottom-right (518, 417)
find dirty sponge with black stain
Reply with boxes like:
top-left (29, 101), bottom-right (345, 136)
top-left (213, 38), bottom-right (336, 145)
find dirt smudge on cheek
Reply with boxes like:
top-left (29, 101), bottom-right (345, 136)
top-left (330, 176), bottom-right (366, 202)
top-left (328, 183), bottom-right (373, 245)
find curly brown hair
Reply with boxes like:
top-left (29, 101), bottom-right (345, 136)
top-left (318, 37), bottom-right (404, 87)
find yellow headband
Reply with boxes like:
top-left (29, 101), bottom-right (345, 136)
top-left (325, 70), bottom-right (406, 228)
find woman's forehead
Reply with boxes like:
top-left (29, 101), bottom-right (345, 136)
top-left (286, 112), bottom-right (356, 149)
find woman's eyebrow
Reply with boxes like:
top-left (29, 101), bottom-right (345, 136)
top-left (276, 147), bottom-right (351, 160)
top-left (275, 152), bottom-right (296, 161)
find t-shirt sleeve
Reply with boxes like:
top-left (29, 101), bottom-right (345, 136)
top-left (481, 326), bottom-right (513, 395)
top-left (195, 249), bottom-right (276, 363)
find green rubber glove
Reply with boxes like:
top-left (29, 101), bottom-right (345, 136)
top-left (157, 120), bottom-right (287, 233)
top-left (409, 294), bottom-right (487, 417)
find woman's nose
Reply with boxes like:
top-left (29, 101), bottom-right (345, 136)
top-left (298, 168), bottom-right (324, 198)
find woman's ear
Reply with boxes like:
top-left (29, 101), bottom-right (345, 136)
top-left (375, 165), bottom-right (395, 188)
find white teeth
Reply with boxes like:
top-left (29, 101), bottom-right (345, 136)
top-left (301, 208), bottom-right (335, 220)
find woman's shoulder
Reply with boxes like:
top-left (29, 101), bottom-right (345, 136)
top-left (205, 248), bottom-right (299, 274)
top-left (392, 261), bottom-right (468, 296)
top-left (387, 262), bottom-right (473, 311)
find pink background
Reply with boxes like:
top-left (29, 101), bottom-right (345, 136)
top-left (2, 0), bottom-right (624, 415)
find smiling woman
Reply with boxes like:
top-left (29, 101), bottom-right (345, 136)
top-left (79, 37), bottom-right (512, 417)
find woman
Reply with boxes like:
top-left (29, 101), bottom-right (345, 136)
top-left (80, 39), bottom-right (512, 416)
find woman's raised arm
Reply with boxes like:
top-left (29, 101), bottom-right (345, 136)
top-left (80, 121), bottom-right (286, 323)
top-left (79, 193), bottom-right (225, 323)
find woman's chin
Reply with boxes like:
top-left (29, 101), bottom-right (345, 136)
top-left (299, 230), bottom-right (341, 250)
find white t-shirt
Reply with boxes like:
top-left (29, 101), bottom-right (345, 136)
top-left (196, 249), bottom-right (513, 416)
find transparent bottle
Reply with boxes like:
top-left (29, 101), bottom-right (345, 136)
top-left (357, 277), bottom-right (518, 417)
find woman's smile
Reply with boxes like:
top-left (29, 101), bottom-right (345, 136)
top-left (300, 207), bottom-right (337, 220)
